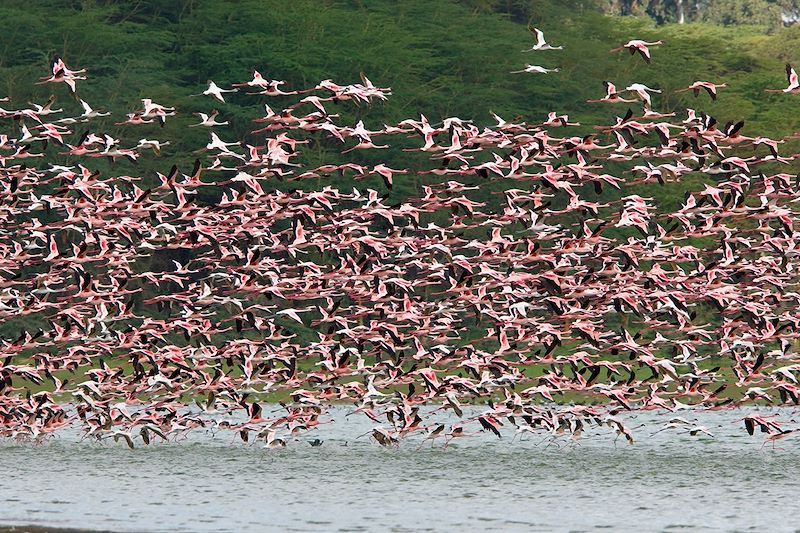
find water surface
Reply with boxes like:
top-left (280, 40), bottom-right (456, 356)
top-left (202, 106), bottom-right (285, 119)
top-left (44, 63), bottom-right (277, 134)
top-left (2, 407), bottom-right (799, 533)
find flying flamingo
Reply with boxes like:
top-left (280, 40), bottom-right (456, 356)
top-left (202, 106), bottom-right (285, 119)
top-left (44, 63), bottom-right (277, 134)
top-left (510, 65), bottom-right (560, 74)
top-left (610, 39), bottom-right (663, 64)
top-left (3, 55), bottom-right (800, 450)
top-left (674, 81), bottom-right (728, 101)
top-left (587, 81), bottom-right (638, 104)
top-left (523, 26), bottom-right (563, 51)
top-left (189, 110), bottom-right (229, 128)
top-left (765, 64), bottom-right (800, 93)
top-left (191, 80), bottom-right (238, 103)
top-left (626, 83), bottom-right (662, 108)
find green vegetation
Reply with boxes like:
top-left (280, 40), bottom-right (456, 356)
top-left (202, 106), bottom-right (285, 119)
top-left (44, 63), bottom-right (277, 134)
top-left (1, 0), bottom-right (800, 165)
top-left (595, 0), bottom-right (800, 27)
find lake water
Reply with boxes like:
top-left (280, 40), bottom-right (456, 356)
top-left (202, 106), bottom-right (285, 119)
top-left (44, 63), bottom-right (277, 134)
top-left (1, 407), bottom-right (800, 533)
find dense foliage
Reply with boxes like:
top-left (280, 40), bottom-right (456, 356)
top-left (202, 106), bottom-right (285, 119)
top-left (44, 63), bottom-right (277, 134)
top-left (1, 0), bottom-right (799, 159)
top-left (595, 0), bottom-right (800, 26)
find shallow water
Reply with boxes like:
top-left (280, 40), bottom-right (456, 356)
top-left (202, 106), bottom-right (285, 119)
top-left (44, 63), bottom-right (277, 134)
top-left (2, 407), bottom-right (800, 533)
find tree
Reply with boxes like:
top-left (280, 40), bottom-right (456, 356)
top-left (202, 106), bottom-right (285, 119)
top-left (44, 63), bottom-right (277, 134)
top-left (778, 0), bottom-right (800, 23)
top-left (700, 0), bottom-right (781, 27)
top-left (595, 0), bottom-right (648, 16)
top-left (594, 0), bottom-right (800, 27)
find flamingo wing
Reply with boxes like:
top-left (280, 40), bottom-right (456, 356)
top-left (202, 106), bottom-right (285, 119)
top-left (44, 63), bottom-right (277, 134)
top-left (788, 64), bottom-right (799, 88)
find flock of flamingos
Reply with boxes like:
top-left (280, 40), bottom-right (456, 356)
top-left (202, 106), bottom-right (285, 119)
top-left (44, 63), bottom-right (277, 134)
top-left (3, 27), bottom-right (800, 449)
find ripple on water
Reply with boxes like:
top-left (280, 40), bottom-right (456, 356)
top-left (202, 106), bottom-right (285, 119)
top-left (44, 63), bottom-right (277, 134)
top-left (1, 408), bottom-right (800, 533)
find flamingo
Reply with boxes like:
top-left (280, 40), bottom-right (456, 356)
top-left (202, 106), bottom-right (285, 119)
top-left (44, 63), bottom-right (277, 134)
top-left (626, 83), bottom-right (662, 108)
top-left (523, 26), bottom-right (563, 51)
top-left (232, 70), bottom-right (270, 88)
top-left (610, 39), bottom-right (663, 64)
top-left (765, 64), bottom-right (800, 93)
top-left (587, 81), bottom-right (638, 104)
top-left (191, 80), bottom-right (238, 103)
top-left (189, 110), bottom-right (229, 128)
top-left (674, 81), bottom-right (728, 101)
top-left (78, 99), bottom-right (110, 119)
top-left (510, 64), bottom-right (560, 74)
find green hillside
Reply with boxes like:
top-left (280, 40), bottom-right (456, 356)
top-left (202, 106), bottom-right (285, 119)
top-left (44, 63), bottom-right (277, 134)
top-left (2, 2), bottom-right (798, 127)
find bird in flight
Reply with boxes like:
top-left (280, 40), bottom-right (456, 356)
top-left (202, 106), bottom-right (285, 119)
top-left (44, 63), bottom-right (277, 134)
top-left (610, 39), bottom-right (663, 64)
top-left (765, 64), bottom-right (800, 93)
top-left (2, 52), bottom-right (800, 451)
top-left (587, 81), bottom-right (639, 104)
top-left (674, 81), bottom-right (728, 101)
top-left (510, 64), bottom-right (560, 74)
top-left (191, 80), bottom-right (238, 103)
top-left (523, 26), bottom-right (563, 51)
top-left (626, 82), bottom-right (661, 108)
top-left (189, 110), bottom-right (229, 128)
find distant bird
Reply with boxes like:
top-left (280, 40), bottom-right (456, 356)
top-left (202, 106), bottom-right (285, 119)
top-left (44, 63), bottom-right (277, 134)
top-left (197, 131), bottom-right (240, 156)
top-left (36, 56), bottom-right (86, 93)
top-left (78, 99), bottom-right (110, 119)
top-left (371, 164), bottom-right (407, 190)
top-left (189, 110), bottom-right (229, 128)
top-left (542, 111), bottom-right (579, 127)
top-left (264, 431), bottom-right (287, 449)
top-left (140, 98), bottom-right (176, 126)
top-left (610, 39), bottom-right (663, 64)
top-left (626, 83), bottom-right (661, 107)
top-left (744, 415), bottom-right (782, 435)
top-left (674, 81), bottom-right (728, 101)
top-left (191, 80), bottom-right (238, 103)
top-left (587, 81), bottom-right (639, 104)
top-left (765, 64), bottom-right (800, 93)
top-left (136, 138), bottom-right (170, 156)
top-left (523, 26), bottom-right (563, 51)
top-left (232, 69), bottom-right (270, 89)
top-left (510, 65), bottom-right (560, 74)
